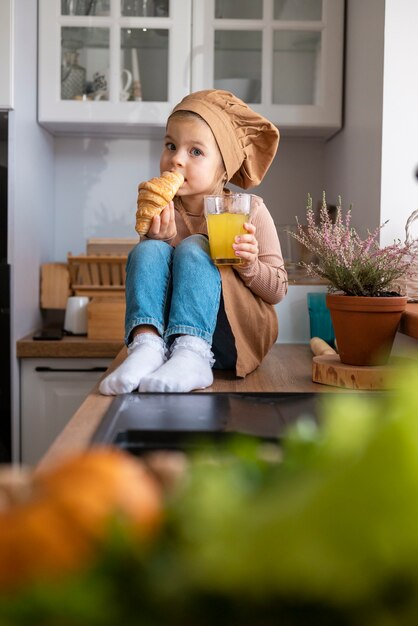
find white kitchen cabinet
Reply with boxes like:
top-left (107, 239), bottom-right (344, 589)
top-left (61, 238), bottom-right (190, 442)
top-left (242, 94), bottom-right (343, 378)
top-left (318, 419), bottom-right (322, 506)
top-left (0, 0), bottom-right (14, 109)
top-left (192, 0), bottom-right (344, 138)
top-left (38, 0), bottom-right (192, 134)
top-left (20, 358), bottom-right (110, 465)
top-left (38, 0), bottom-right (344, 137)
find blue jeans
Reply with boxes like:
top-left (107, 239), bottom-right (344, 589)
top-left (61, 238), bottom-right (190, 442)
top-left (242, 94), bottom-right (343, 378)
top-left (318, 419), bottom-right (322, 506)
top-left (125, 235), bottom-right (237, 369)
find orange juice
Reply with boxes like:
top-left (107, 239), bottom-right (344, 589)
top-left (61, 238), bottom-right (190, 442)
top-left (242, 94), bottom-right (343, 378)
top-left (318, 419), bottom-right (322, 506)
top-left (206, 212), bottom-right (247, 265)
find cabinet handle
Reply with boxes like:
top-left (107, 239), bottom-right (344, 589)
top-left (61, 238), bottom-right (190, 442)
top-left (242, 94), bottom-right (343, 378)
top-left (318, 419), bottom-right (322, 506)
top-left (35, 367), bottom-right (108, 373)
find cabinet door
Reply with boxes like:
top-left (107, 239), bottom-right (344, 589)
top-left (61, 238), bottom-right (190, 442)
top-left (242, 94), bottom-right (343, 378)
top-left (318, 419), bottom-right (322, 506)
top-left (38, 0), bottom-right (191, 134)
top-left (192, 0), bottom-right (344, 138)
top-left (20, 358), bottom-right (110, 465)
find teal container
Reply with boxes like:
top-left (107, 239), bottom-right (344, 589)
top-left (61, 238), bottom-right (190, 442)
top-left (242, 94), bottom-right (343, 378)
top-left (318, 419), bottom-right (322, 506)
top-left (307, 292), bottom-right (335, 347)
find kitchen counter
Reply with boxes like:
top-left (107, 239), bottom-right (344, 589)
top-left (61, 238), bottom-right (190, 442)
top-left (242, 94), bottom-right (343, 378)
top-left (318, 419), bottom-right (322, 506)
top-left (37, 343), bottom-right (336, 471)
top-left (16, 333), bottom-right (123, 358)
top-left (19, 304), bottom-right (418, 360)
top-left (30, 304), bottom-right (417, 471)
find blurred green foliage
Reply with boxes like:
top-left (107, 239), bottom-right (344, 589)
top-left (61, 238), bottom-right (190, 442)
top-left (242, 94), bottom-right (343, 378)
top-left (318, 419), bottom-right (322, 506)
top-left (1, 362), bottom-right (418, 626)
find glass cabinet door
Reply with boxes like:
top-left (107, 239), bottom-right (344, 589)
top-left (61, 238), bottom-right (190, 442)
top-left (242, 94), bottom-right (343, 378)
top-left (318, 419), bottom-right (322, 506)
top-left (192, 0), bottom-right (344, 137)
top-left (214, 30), bottom-right (262, 104)
top-left (272, 0), bottom-right (323, 106)
top-left (120, 27), bottom-right (169, 102)
top-left (39, 0), bottom-right (190, 132)
top-left (120, 0), bottom-right (170, 102)
top-left (194, 0), bottom-right (324, 106)
top-left (214, 0), bottom-right (262, 104)
top-left (273, 0), bottom-right (322, 21)
top-left (194, 0), bottom-right (263, 104)
top-left (61, 0), bottom-right (111, 16)
top-left (121, 0), bottom-right (169, 17)
top-left (272, 30), bottom-right (322, 105)
top-left (59, 1), bottom-right (170, 103)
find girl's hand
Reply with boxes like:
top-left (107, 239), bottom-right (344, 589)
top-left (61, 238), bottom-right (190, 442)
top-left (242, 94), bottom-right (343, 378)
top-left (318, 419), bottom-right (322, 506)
top-left (147, 201), bottom-right (177, 240)
top-left (233, 222), bottom-right (259, 267)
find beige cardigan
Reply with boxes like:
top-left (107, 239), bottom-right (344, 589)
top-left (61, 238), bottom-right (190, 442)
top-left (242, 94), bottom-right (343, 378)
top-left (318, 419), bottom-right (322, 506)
top-left (159, 195), bottom-right (288, 377)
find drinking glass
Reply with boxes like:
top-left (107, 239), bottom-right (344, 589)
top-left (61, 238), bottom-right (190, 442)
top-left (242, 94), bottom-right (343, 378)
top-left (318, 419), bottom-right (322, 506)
top-left (204, 194), bottom-right (251, 266)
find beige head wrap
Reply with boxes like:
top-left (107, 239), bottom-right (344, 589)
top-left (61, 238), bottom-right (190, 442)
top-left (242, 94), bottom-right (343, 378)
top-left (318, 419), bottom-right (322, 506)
top-left (170, 89), bottom-right (279, 189)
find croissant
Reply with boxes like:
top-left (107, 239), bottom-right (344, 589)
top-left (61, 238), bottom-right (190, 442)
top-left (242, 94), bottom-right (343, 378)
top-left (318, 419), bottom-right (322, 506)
top-left (135, 171), bottom-right (184, 236)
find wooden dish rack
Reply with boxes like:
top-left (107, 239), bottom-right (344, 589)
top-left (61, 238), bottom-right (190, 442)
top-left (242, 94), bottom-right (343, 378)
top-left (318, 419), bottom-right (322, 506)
top-left (67, 253), bottom-right (127, 297)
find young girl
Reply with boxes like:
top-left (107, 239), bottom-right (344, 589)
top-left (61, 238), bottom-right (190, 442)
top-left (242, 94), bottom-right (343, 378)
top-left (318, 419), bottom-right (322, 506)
top-left (99, 89), bottom-right (288, 395)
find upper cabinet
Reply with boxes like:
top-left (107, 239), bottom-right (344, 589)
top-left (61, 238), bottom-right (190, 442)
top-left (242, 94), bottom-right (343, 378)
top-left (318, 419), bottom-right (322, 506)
top-left (38, 0), bottom-right (344, 137)
top-left (38, 0), bottom-right (192, 134)
top-left (192, 0), bottom-right (344, 138)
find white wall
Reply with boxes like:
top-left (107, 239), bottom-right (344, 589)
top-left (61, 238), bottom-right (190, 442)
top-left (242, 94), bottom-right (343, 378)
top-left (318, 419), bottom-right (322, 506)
top-left (380, 0), bottom-right (418, 245)
top-left (9, 0), bottom-right (55, 459)
top-left (53, 135), bottom-right (325, 259)
top-left (324, 0), bottom-right (418, 245)
top-left (53, 135), bottom-right (159, 258)
top-left (276, 284), bottom-right (329, 344)
top-left (254, 137), bottom-right (326, 227)
top-left (324, 0), bottom-right (385, 236)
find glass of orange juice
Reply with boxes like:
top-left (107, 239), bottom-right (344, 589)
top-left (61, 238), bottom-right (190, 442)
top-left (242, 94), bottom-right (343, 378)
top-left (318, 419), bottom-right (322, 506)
top-left (204, 194), bottom-right (252, 265)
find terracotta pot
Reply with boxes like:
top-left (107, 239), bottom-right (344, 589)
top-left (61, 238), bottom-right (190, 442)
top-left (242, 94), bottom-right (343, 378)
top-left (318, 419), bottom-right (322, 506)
top-left (326, 294), bottom-right (408, 366)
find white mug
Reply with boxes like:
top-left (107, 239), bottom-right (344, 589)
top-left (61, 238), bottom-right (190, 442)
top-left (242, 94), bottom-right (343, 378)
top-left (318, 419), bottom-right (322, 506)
top-left (93, 70), bottom-right (133, 101)
top-left (120, 68), bottom-right (132, 101)
top-left (64, 296), bottom-right (89, 335)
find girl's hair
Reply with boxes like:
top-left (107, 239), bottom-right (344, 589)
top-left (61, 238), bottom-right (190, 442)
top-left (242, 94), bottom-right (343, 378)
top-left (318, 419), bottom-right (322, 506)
top-left (167, 109), bottom-right (205, 126)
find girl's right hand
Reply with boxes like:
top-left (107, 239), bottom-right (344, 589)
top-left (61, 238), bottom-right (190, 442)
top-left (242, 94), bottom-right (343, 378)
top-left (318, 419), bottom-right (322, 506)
top-left (147, 200), bottom-right (177, 240)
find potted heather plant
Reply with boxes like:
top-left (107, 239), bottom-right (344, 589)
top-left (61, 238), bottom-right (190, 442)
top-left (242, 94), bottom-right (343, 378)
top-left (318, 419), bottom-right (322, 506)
top-left (289, 193), bottom-right (416, 366)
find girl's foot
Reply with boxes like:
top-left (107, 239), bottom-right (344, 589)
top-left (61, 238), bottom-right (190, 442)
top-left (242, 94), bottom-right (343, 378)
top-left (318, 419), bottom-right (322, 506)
top-left (99, 333), bottom-right (166, 395)
top-left (139, 335), bottom-right (214, 393)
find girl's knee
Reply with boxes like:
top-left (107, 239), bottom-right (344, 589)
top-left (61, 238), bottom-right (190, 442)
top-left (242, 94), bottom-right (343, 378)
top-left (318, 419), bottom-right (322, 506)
top-left (131, 238), bottom-right (171, 256)
top-left (175, 234), bottom-right (210, 259)
top-left (127, 239), bottom-right (172, 268)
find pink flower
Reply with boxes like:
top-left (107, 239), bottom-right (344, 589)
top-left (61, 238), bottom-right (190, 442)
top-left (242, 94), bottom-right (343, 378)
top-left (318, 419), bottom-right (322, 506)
top-left (287, 192), bottom-right (417, 296)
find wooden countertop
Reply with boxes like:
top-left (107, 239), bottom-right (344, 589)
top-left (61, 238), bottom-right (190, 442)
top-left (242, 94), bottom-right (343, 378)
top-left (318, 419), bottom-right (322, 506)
top-left (16, 333), bottom-right (123, 359)
top-left (38, 343), bottom-right (342, 471)
top-left (18, 304), bottom-right (418, 360)
top-left (28, 304), bottom-right (418, 471)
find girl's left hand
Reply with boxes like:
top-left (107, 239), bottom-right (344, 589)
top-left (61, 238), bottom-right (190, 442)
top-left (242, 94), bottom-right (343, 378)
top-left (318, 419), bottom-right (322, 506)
top-left (233, 222), bottom-right (259, 267)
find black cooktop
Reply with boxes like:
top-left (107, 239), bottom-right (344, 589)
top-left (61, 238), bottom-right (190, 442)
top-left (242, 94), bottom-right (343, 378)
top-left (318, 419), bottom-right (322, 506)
top-left (91, 392), bottom-right (320, 456)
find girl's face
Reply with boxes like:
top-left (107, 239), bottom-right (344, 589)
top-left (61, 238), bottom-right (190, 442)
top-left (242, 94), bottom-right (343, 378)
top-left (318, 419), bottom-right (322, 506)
top-left (160, 114), bottom-right (225, 208)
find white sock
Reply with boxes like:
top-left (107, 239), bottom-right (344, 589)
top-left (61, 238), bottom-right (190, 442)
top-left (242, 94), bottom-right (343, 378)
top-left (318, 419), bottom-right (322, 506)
top-left (99, 333), bottom-right (167, 395)
top-left (139, 335), bottom-right (215, 393)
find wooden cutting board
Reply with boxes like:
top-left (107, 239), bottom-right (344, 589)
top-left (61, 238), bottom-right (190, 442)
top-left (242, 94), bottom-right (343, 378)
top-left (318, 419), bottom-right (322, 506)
top-left (40, 263), bottom-right (71, 309)
top-left (312, 354), bottom-right (396, 390)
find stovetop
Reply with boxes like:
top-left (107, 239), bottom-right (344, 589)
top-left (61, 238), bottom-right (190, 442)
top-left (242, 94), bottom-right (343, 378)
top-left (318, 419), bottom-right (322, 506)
top-left (90, 392), bottom-right (319, 456)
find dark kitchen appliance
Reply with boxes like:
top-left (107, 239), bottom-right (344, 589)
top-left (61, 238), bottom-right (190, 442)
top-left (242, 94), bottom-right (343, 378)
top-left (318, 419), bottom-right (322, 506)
top-left (0, 112), bottom-right (11, 461)
top-left (91, 392), bottom-right (319, 456)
